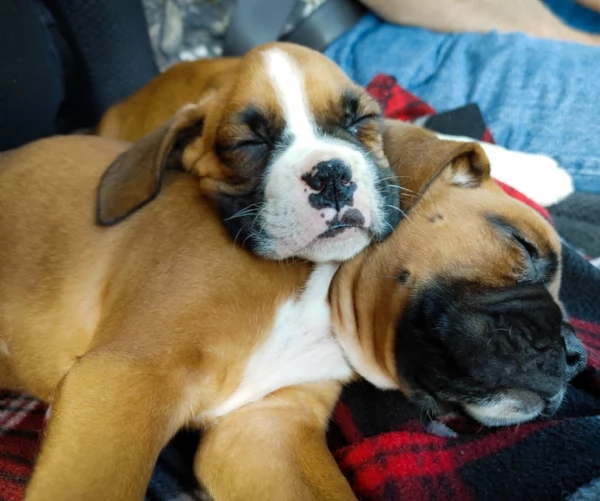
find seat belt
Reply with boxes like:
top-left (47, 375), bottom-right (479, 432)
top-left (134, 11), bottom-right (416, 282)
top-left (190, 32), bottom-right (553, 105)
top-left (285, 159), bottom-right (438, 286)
top-left (223, 0), bottom-right (367, 56)
top-left (284, 0), bottom-right (367, 52)
top-left (223, 0), bottom-right (298, 56)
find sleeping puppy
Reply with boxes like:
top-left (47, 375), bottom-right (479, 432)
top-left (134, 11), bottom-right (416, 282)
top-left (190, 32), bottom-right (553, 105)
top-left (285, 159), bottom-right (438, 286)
top-left (0, 118), bottom-right (585, 501)
top-left (97, 47), bottom-right (573, 208)
top-left (360, 121), bottom-right (586, 426)
top-left (336, 120), bottom-right (586, 427)
top-left (98, 42), bottom-right (400, 263)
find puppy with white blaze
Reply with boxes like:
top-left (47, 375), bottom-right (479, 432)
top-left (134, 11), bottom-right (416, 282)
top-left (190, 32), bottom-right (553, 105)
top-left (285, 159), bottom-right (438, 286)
top-left (97, 43), bottom-right (401, 263)
top-left (255, 48), bottom-right (395, 261)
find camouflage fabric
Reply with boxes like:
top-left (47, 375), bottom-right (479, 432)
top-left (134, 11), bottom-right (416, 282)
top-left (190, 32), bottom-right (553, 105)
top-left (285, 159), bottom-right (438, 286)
top-left (141, 0), bottom-right (326, 69)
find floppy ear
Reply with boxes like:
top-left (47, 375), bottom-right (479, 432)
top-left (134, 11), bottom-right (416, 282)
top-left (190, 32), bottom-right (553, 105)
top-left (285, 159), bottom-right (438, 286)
top-left (96, 103), bottom-right (207, 226)
top-left (382, 119), bottom-right (490, 210)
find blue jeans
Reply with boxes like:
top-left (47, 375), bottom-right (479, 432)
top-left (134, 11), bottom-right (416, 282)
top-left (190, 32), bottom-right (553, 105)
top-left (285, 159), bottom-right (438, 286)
top-left (325, 0), bottom-right (600, 194)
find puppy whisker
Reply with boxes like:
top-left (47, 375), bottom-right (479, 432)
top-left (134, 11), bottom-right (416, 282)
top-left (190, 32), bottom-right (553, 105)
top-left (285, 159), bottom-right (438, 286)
top-left (233, 225), bottom-right (247, 246)
top-left (251, 205), bottom-right (268, 228)
top-left (387, 184), bottom-right (417, 195)
top-left (379, 174), bottom-right (411, 181)
top-left (224, 203), bottom-right (262, 221)
top-left (225, 211), bottom-right (259, 221)
top-left (387, 205), bottom-right (410, 221)
top-left (254, 208), bottom-right (271, 237)
top-left (232, 219), bottom-right (256, 247)
top-left (241, 230), bottom-right (259, 249)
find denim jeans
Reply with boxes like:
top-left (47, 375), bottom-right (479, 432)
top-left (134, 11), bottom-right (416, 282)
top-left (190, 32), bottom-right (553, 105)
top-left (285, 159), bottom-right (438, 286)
top-left (325, 0), bottom-right (600, 194)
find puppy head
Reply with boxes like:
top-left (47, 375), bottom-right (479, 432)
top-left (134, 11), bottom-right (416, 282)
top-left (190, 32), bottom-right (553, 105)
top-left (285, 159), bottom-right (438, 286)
top-left (333, 121), bottom-right (586, 426)
top-left (97, 42), bottom-right (399, 262)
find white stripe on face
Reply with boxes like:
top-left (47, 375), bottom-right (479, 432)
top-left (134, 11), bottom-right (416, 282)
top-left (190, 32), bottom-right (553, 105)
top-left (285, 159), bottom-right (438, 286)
top-left (263, 48), bottom-right (316, 142)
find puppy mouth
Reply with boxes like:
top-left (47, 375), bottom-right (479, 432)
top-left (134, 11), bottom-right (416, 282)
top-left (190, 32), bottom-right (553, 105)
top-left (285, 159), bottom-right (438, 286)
top-left (318, 209), bottom-right (366, 239)
top-left (412, 387), bottom-right (563, 427)
top-left (461, 391), bottom-right (546, 427)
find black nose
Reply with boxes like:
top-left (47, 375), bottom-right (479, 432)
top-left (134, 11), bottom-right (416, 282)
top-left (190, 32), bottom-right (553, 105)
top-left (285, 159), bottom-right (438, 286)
top-left (301, 159), bottom-right (357, 211)
top-left (562, 323), bottom-right (587, 380)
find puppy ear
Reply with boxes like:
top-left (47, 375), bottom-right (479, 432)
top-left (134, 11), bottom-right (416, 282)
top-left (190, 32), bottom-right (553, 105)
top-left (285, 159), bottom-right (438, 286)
top-left (96, 103), bottom-right (207, 226)
top-left (382, 119), bottom-right (490, 209)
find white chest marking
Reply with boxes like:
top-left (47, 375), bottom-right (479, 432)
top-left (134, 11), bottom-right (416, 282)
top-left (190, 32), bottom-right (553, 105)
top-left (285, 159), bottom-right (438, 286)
top-left (206, 264), bottom-right (353, 419)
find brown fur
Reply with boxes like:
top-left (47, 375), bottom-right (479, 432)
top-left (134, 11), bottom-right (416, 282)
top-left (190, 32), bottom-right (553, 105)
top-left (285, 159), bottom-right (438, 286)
top-left (97, 58), bottom-right (239, 142)
top-left (0, 118), bottom-right (561, 500)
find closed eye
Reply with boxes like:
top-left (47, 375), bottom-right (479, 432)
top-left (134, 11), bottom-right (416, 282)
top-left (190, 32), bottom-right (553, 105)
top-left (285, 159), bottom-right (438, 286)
top-left (237, 105), bottom-right (282, 149)
top-left (216, 139), bottom-right (267, 154)
top-left (235, 139), bottom-right (267, 150)
top-left (513, 232), bottom-right (540, 261)
top-left (340, 89), bottom-right (381, 135)
top-left (513, 235), bottom-right (559, 285)
top-left (346, 113), bottom-right (380, 135)
top-left (486, 214), bottom-right (558, 284)
top-left (513, 236), bottom-right (544, 283)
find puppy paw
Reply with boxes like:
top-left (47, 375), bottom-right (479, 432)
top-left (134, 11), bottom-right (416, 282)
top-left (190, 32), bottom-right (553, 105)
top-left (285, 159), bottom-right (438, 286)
top-left (435, 134), bottom-right (574, 207)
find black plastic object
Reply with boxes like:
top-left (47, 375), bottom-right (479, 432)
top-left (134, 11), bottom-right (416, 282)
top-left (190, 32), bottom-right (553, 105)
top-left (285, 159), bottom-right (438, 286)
top-left (223, 0), bottom-right (367, 56)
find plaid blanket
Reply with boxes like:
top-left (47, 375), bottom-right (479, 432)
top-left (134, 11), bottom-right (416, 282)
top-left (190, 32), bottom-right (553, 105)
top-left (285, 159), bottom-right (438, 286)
top-left (1, 76), bottom-right (600, 501)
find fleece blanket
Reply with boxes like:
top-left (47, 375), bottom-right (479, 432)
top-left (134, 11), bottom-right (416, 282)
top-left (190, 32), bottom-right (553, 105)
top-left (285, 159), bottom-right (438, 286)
top-left (1, 76), bottom-right (599, 501)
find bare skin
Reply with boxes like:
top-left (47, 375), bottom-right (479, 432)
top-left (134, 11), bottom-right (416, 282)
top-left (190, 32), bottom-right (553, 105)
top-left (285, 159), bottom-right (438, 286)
top-left (361, 0), bottom-right (600, 45)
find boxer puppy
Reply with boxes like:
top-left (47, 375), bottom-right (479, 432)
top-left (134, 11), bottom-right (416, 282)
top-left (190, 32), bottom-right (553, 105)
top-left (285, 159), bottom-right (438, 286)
top-left (98, 42), bottom-right (400, 263)
top-left (97, 49), bottom-right (573, 208)
top-left (0, 120), bottom-right (585, 501)
top-left (334, 121), bottom-right (586, 427)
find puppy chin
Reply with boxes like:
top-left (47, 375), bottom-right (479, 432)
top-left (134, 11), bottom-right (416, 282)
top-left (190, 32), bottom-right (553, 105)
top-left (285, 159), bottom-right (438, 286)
top-left (261, 229), bottom-right (370, 262)
top-left (296, 230), bottom-right (371, 262)
top-left (462, 389), bottom-right (546, 427)
top-left (256, 196), bottom-right (377, 261)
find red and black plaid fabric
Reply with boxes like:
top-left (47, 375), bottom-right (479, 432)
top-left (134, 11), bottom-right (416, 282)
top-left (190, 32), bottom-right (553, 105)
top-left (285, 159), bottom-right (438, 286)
top-left (0, 393), bottom-right (44, 501)
top-left (326, 75), bottom-right (600, 501)
top-left (1, 75), bottom-right (599, 501)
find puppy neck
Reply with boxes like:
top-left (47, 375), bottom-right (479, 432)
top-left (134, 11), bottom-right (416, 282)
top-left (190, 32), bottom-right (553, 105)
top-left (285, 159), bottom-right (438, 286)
top-left (329, 251), bottom-right (408, 391)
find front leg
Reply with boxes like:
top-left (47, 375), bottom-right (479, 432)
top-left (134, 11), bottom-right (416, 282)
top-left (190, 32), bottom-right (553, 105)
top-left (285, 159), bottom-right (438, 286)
top-left (195, 382), bottom-right (357, 501)
top-left (25, 352), bottom-right (184, 501)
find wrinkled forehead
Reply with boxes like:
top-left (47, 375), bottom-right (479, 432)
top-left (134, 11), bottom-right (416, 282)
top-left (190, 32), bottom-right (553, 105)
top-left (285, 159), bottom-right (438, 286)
top-left (219, 46), bottom-right (374, 131)
top-left (376, 179), bottom-right (562, 287)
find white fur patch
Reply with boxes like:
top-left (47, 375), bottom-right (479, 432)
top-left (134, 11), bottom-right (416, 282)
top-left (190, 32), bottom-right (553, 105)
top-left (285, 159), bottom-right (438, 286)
top-left (204, 264), bottom-right (352, 419)
top-left (436, 133), bottom-right (574, 207)
top-left (462, 391), bottom-right (545, 426)
top-left (263, 48), bottom-right (314, 143)
top-left (449, 168), bottom-right (477, 187)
